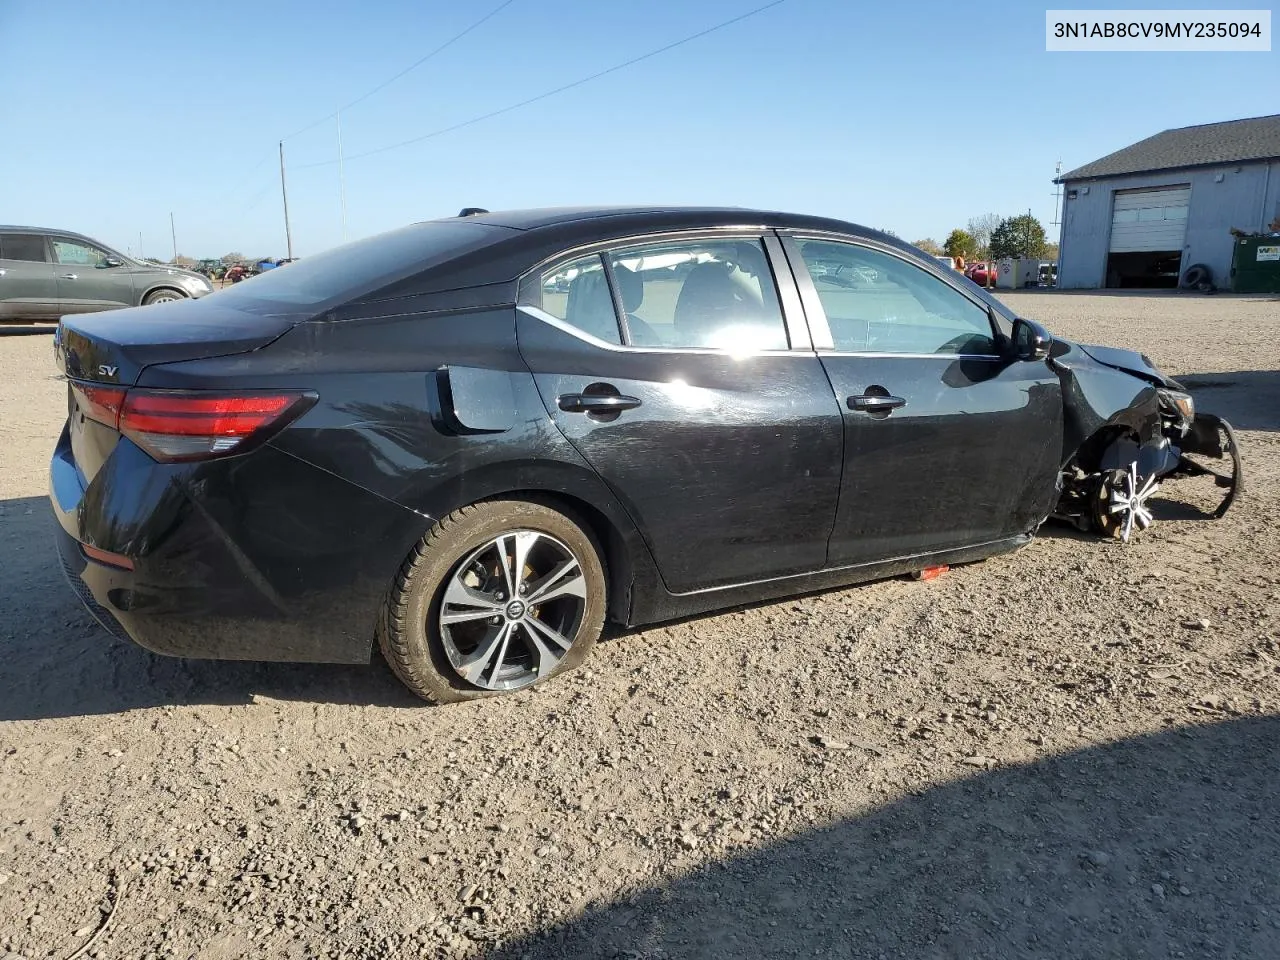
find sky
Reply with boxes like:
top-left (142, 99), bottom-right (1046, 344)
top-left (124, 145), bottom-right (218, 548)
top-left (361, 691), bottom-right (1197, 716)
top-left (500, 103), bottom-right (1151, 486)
top-left (0, 0), bottom-right (1275, 260)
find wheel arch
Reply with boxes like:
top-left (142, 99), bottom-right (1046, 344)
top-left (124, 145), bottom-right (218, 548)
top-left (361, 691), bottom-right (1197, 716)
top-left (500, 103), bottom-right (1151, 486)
top-left (402, 459), bottom-right (664, 627)
top-left (140, 283), bottom-right (189, 304)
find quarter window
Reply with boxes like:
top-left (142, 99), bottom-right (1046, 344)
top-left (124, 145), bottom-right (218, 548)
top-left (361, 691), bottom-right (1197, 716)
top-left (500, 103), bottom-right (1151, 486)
top-left (0, 234), bottom-right (49, 262)
top-left (53, 240), bottom-right (108, 267)
top-left (604, 239), bottom-right (787, 350)
top-left (539, 254), bottom-right (621, 345)
top-left (795, 239), bottom-right (998, 355)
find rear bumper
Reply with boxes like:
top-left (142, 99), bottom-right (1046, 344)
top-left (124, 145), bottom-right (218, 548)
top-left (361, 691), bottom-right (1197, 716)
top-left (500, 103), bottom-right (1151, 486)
top-left (50, 427), bottom-right (431, 664)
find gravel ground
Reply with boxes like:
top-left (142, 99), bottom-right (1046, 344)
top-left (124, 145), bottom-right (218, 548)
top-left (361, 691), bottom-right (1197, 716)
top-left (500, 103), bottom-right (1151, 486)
top-left (1, 291), bottom-right (1278, 960)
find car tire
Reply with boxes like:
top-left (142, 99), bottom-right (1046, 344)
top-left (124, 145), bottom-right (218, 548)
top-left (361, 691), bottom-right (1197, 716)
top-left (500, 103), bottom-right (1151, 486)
top-left (377, 500), bottom-right (607, 703)
top-left (142, 288), bottom-right (187, 306)
top-left (1180, 263), bottom-right (1211, 290)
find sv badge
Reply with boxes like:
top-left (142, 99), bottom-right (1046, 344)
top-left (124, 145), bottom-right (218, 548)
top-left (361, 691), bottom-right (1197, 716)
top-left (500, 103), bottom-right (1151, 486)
top-left (98, 364), bottom-right (118, 378)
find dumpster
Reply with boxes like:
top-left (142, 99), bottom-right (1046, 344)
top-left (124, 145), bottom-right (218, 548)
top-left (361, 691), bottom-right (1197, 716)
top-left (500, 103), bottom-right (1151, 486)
top-left (1230, 236), bottom-right (1280, 293)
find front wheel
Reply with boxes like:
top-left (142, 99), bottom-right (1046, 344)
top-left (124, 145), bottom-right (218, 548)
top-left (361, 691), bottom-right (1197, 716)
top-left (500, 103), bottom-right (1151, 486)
top-left (142, 288), bottom-right (187, 306)
top-left (377, 500), bottom-right (607, 703)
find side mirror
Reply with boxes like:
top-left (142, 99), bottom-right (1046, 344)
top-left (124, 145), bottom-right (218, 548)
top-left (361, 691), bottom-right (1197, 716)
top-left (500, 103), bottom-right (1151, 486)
top-left (100, 258), bottom-right (124, 269)
top-left (1011, 317), bottom-right (1053, 361)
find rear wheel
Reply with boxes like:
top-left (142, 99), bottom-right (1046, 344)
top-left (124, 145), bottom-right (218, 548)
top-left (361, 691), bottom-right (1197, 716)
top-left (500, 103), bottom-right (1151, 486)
top-left (378, 500), bottom-right (606, 703)
top-left (143, 288), bottom-right (187, 306)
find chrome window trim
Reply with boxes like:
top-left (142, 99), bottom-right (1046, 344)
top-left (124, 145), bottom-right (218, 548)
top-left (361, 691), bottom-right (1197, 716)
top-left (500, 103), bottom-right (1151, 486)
top-left (522, 228), bottom-right (810, 356)
top-left (815, 351), bottom-right (1004, 361)
top-left (518, 305), bottom-right (810, 358)
top-left (519, 225), bottom-right (774, 285)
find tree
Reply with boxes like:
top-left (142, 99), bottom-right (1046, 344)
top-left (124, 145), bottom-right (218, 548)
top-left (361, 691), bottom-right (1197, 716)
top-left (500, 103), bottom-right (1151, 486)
top-left (912, 238), bottom-right (943, 256)
top-left (966, 213), bottom-right (1001, 258)
top-left (221, 252), bottom-right (245, 266)
top-left (989, 214), bottom-right (1048, 260)
top-left (877, 227), bottom-right (900, 239)
top-left (944, 229), bottom-right (976, 260)
top-left (173, 254), bottom-right (196, 268)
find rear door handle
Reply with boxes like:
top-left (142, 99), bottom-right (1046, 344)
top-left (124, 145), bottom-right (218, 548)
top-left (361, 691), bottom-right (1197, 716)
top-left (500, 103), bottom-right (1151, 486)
top-left (60, 273), bottom-right (78, 280)
top-left (558, 393), bottom-right (642, 414)
top-left (848, 394), bottom-right (906, 412)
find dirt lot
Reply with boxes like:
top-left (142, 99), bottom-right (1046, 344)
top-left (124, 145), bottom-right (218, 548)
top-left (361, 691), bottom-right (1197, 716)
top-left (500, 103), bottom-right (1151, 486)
top-left (2, 291), bottom-right (1279, 960)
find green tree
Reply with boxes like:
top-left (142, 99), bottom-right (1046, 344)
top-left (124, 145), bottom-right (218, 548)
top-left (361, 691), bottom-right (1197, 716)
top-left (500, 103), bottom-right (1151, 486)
top-left (989, 215), bottom-right (1048, 260)
top-left (912, 237), bottom-right (943, 256)
top-left (944, 229), bottom-right (976, 260)
top-left (221, 252), bottom-right (245, 266)
top-left (966, 213), bottom-right (1000, 258)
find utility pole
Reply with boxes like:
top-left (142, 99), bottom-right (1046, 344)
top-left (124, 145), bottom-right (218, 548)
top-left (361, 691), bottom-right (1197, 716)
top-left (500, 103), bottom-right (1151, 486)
top-left (279, 140), bottom-right (294, 259)
top-left (1050, 160), bottom-right (1063, 230)
top-left (337, 111), bottom-right (348, 242)
top-left (170, 212), bottom-right (178, 262)
top-left (138, 232), bottom-right (144, 260)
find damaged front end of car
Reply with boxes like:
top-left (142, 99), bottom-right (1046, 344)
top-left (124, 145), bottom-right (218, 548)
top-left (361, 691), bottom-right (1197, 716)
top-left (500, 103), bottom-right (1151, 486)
top-left (1049, 341), bottom-right (1242, 541)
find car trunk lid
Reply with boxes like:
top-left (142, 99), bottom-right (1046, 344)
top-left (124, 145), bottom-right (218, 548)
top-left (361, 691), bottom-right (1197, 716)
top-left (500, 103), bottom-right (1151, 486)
top-left (55, 297), bottom-right (306, 385)
top-left (56, 299), bottom-right (308, 485)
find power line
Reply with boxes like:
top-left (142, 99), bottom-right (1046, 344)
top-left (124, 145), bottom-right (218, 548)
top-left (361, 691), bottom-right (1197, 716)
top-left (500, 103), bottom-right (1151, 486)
top-left (280, 0), bottom-right (520, 143)
top-left (296, 0), bottom-right (788, 170)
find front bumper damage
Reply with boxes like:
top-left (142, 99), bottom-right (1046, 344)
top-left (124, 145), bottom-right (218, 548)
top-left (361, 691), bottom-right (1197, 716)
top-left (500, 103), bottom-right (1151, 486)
top-left (1165, 412), bottom-right (1244, 520)
top-left (1054, 410), bottom-right (1243, 539)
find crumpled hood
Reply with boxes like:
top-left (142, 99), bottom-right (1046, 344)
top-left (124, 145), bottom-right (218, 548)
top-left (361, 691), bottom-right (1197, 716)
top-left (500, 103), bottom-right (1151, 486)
top-left (1076, 342), bottom-right (1183, 390)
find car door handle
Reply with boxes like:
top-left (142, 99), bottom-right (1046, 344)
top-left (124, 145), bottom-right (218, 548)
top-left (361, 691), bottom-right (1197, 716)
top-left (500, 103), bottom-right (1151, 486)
top-left (848, 393), bottom-right (907, 412)
top-left (558, 393), bottom-right (642, 414)
top-left (60, 273), bottom-right (78, 280)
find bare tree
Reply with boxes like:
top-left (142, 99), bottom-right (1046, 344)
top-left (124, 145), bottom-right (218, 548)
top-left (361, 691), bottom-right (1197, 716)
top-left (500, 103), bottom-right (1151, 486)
top-left (221, 252), bottom-right (245, 266)
top-left (912, 238), bottom-right (943, 256)
top-left (966, 213), bottom-right (1001, 258)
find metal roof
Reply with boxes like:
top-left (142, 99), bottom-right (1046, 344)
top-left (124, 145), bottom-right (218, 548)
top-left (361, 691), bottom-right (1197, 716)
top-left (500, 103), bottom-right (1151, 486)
top-left (1058, 114), bottom-right (1280, 182)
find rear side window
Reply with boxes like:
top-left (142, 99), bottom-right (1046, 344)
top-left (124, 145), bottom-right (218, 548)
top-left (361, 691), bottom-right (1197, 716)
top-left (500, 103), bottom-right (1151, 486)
top-left (532, 237), bottom-right (789, 351)
top-left (1, 234), bottom-right (49, 262)
top-left (540, 254), bottom-right (621, 344)
top-left (209, 220), bottom-right (510, 308)
top-left (605, 239), bottom-right (787, 350)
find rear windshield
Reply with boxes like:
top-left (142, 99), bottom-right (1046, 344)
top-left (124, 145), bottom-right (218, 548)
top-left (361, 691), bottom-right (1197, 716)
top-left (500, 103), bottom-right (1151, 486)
top-left (209, 220), bottom-right (507, 308)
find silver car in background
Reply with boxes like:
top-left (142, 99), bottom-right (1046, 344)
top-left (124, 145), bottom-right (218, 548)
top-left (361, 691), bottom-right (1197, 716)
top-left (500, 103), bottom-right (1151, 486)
top-left (0, 225), bottom-right (212, 322)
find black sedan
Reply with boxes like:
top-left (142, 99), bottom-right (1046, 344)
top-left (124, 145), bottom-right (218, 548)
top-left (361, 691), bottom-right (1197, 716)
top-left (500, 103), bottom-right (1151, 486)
top-left (50, 207), bottom-right (1241, 702)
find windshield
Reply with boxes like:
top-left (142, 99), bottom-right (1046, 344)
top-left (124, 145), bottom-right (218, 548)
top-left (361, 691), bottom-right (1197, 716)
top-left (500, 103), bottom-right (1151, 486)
top-left (208, 220), bottom-right (508, 308)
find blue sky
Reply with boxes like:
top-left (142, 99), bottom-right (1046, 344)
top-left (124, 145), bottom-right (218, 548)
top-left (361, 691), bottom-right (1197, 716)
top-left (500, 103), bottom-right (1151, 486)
top-left (0, 0), bottom-right (1274, 259)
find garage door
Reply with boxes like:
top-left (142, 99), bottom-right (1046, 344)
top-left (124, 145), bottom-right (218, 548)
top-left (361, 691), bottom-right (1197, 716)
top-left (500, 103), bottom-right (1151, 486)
top-left (1109, 186), bottom-right (1190, 252)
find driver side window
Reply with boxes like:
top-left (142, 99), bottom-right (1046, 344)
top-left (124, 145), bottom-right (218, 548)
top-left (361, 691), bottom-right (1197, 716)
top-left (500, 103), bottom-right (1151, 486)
top-left (796, 239), bottom-right (998, 355)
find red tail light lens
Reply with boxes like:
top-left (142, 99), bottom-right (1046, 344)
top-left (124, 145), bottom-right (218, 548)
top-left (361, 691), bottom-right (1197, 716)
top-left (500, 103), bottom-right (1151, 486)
top-left (76, 384), bottom-right (128, 426)
top-left (72, 382), bottom-right (314, 462)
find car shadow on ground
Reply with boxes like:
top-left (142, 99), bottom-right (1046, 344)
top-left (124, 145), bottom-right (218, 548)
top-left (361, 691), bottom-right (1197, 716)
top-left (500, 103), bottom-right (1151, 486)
top-left (496, 715), bottom-right (1280, 960)
top-left (0, 496), bottom-right (419, 721)
top-left (1175, 370), bottom-right (1280, 433)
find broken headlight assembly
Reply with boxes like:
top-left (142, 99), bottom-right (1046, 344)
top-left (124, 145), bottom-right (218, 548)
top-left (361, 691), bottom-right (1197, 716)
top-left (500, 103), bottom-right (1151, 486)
top-left (1157, 388), bottom-right (1194, 436)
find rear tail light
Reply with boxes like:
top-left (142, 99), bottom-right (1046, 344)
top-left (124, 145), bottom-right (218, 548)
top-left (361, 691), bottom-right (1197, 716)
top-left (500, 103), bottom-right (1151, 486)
top-left (72, 383), bottom-right (315, 462)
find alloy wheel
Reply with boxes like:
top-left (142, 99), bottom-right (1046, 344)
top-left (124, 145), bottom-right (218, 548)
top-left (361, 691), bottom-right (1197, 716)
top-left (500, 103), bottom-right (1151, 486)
top-left (437, 530), bottom-right (588, 691)
top-left (1106, 462), bottom-right (1159, 542)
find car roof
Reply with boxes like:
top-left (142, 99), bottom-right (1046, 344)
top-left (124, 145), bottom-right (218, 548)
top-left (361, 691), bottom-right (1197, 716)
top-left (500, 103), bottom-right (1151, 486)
top-left (0, 225), bottom-right (89, 237)
top-left (425, 206), bottom-right (897, 243)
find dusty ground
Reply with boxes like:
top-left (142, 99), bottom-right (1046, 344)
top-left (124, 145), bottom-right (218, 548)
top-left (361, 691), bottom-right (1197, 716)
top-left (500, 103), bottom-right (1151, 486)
top-left (1, 291), bottom-right (1279, 960)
